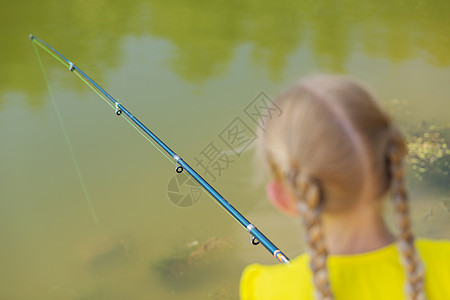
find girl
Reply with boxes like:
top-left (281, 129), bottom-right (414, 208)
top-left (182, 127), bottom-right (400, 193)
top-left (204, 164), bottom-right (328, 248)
top-left (240, 75), bottom-right (450, 300)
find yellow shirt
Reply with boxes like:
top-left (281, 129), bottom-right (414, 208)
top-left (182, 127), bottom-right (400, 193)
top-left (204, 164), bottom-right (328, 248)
top-left (240, 239), bottom-right (450, 300)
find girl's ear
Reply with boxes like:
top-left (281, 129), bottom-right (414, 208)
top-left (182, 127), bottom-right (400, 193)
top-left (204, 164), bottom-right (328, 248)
top-left (266, 180), bottom-right (299, 216)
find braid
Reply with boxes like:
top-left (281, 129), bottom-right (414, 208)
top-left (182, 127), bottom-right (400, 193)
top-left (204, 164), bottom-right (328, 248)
top-left (289, 171), bottom-right (333, 300)
top-left (388, 129), bottom-right (427, 300)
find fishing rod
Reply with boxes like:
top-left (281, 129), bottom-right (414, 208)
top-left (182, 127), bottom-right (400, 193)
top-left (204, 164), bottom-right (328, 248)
top-left (29, 34), bottom-right (289, 264)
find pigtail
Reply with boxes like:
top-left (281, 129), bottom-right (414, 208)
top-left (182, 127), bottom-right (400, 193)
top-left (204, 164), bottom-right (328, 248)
top-left (388, 128), bottom-right (427, 300)
top-left (289, 171), bottom-right (333, 300)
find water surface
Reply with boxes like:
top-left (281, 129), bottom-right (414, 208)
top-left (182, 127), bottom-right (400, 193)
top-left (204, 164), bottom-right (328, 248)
top-left (1, 1), bottom-right (449, 299)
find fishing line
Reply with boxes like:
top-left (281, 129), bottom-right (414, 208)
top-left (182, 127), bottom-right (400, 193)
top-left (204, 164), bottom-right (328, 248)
top-left (33, 36), bottom-right (222, 217)
top-left (34, 35), bottom-right (213, 226)
top-left (32, 42), bottom-right (99, 226)
top-left (30, 35), bottom-right (290, 264)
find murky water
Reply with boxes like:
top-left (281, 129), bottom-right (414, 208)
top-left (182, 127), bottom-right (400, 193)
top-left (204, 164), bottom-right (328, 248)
top-left (1, 1), bottom-right (449, 299)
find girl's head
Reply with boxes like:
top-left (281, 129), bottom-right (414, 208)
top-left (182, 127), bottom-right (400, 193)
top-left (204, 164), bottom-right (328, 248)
top-left (259, 74), bottom-right (425, 300)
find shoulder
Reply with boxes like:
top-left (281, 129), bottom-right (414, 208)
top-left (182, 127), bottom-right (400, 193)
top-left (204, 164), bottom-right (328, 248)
top-left (416, 238), bottom-right (450, 268)
top-left (240, 254), bottom-right (313, 300)
top-left (416, 239), bottom-right (450, 299)
top-left (415, 238), bottom-right (450, 270)
top-left (416, 238), bottom-right (450, 255)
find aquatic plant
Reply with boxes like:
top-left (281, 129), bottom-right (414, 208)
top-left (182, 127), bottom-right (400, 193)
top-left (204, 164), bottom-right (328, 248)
top-left (78, 233), bottom-right (135, 271)
top-left (406, 122), bottom-right (450, 187)
top-left (153, 236), bottom-right (230, 288)
top-left (387, 99), bottom-right (450, 187)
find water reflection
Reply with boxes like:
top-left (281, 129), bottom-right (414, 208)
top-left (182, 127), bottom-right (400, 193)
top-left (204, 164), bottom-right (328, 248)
top-left (78, 233), bottom-right (135, 272)
top-left (388, 99), bottom-right (450, 188)
top-left (153, 236), bottom-right (230, 289)
top-left (2, 0), bottom-right (450, 108)
top-left (1, 1), bottom-right (450, 299)
top-left (407, 122), bottom-right (450, 187)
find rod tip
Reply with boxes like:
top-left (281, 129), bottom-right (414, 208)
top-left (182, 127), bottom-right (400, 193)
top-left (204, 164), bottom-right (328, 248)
top-left (29, 34), bottom-right (34, 40)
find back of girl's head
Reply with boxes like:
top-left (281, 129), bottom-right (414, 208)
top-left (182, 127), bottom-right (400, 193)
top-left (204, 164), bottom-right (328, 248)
top-left (258, 74), bottom-right (425, 300)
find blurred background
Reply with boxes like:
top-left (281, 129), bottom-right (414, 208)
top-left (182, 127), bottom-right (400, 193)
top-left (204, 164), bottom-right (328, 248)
top-left (1, 1), bottom-right (449, 299)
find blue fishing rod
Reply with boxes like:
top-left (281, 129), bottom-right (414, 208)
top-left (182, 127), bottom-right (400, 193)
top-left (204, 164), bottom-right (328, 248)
top-left (30, 34), bottom-right (289, 264)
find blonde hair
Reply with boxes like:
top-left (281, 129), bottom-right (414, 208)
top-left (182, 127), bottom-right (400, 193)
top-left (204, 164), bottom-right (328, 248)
top-left (259, 74), bottom-right (426, 300)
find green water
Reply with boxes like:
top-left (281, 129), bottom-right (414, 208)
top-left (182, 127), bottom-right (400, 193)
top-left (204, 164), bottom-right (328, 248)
top-left (1, 1), bottom-right (449, 299)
